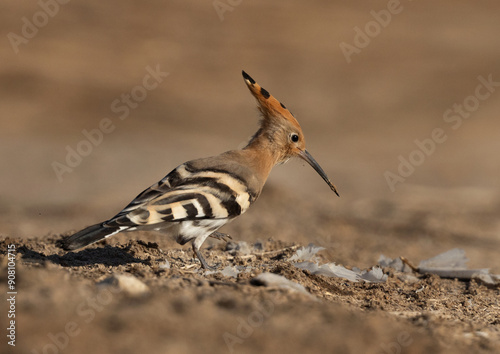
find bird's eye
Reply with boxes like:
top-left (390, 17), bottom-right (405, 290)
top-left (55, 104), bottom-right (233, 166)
top-left (291, 134), bottom-right (299, 143)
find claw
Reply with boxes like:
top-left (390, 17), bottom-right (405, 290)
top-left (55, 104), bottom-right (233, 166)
top-left (193, 244), bottom-right (217, 270)
top-left (209, 231), bottom-right (233, 243)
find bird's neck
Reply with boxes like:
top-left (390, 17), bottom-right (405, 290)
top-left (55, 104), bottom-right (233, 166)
top-left (241, 128), bottom-right (285, 182)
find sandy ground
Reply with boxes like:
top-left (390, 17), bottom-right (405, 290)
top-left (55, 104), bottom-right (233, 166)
top-left (1, 1), bottom-right (500, 353)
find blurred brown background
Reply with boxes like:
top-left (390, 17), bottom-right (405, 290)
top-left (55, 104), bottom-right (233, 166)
top-left (1, 0), bottom-right (499, 270)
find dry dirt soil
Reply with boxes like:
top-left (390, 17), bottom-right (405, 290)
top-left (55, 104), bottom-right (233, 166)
top-left (1, 1), bottom-right (500, 353)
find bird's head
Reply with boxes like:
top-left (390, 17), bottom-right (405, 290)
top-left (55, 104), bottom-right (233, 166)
top-left (242, 71), bottom-right (339, 196)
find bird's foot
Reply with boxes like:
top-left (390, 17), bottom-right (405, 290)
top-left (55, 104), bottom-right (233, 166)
top-left (208, 231), bottom-right (233, 243)
top-left (193, 244), bottom-right (217, 271)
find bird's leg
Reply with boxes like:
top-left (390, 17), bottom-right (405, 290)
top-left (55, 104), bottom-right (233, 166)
top-left (192, 243), bottom-right (216, 271)
top-left (208, 231), bottom-right (233, 243)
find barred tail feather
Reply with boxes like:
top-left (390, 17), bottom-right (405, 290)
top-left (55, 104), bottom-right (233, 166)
top-left (62, 223), bottom-right (122, 250)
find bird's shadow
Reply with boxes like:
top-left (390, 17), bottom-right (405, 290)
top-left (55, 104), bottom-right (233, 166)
top-left (19, 244), bottom-right (146, 267)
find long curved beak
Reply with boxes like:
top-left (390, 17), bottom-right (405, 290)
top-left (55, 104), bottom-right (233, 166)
top-left (299, 150), bottom-right (340, 197)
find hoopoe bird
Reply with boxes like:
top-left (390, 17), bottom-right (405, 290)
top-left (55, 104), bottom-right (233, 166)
top-left (63, 71), bottom-right (339, 269)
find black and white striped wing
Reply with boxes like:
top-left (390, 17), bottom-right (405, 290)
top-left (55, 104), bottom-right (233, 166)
top-left (115, 168), bottom-right (184, 215)
top-left (104, 162), bottom-right (255, 228)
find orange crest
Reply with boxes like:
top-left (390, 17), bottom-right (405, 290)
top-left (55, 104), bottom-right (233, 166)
top-left (242, 71), bottom-right (302, 131)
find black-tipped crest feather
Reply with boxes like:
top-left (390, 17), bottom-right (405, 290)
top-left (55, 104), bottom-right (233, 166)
top-left (242, 70), bottom-right (255, 84)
